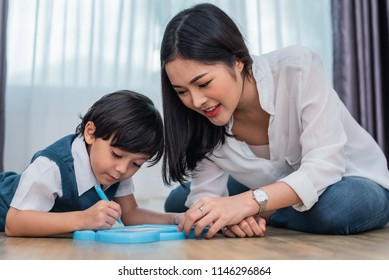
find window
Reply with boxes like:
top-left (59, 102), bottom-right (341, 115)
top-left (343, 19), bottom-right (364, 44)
top-left (5, 0), bottom-right (332, 204)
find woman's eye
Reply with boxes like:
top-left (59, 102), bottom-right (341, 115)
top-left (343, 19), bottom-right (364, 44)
top-left (176, 89), bottom-right (187, 95)
top-left (199, 81), bottom-right (211, 88)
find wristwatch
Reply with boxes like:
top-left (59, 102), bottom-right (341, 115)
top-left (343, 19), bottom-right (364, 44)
top-left (252, 188), bottom-right (268, 213)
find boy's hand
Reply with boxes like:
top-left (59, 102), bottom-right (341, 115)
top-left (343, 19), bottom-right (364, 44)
top-left (82, 200), bottom-right (122, 230)
top-left (222, 215), bottom-right (266, 238)
top-left (173, 212), bottom-right (185, 225)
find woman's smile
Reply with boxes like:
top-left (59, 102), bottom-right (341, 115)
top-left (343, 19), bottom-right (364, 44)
top-left (204, 104), bottom-right (221, 118)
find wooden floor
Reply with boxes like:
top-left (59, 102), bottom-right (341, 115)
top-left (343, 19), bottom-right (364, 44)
top-left (1, 224), bottom-right (389, 260)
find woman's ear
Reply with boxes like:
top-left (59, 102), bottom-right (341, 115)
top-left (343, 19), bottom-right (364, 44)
top-left (84, 121), bottom-right (96, 144)
top-left (235, 58), bottom-right (244, 72)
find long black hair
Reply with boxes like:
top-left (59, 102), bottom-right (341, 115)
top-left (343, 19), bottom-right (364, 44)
top-left (76, 90), bottom-right (164, 167)
top-left (160, 3), bottom-right (253, 185)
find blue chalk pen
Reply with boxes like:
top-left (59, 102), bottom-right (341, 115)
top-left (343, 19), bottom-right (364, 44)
top-left (94, 184), bottom-right (123, 224)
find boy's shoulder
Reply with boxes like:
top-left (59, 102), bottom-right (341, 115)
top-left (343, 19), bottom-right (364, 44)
top-left (31, 134), bottom-right (78, 165)
top-left (41, 134), bottom-right (77, 153)
top-left (48, 134), bottom-right (78, 148)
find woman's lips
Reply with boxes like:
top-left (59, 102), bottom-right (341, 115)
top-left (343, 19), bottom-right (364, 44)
top-left (204, 104), bottom-right (221, 118)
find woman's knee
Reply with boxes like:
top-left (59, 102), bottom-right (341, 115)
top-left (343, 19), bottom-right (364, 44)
top-left (227, 176), bottom-right (249, 196)
top-left (270, 177), bottom-right (389, 234)
top-left (164, 183), bottom-right (190, 213)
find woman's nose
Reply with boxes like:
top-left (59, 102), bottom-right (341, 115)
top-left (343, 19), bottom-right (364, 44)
top-left (191, 90), bottom-right (207, 109)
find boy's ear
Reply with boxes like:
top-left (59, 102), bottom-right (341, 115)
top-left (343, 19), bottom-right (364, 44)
top-left (84, 121), bottom-right (96, 144)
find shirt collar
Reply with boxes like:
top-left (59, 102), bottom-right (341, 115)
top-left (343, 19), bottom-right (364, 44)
top-left (251, 54), bottom-right (275, 115)
top-left (227, 55), bottom-right (274, 134)
top-left (72, 136), bottom-right (99, 196)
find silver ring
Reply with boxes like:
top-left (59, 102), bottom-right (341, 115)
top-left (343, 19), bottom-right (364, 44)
top-left (199, 206), bottom-right (204, 216)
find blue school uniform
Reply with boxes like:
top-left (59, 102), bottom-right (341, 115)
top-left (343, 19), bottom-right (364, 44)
top-left (0, 134), bottom-right (119, 231)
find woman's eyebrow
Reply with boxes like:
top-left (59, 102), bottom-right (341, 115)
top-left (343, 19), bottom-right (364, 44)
top-left (189, 73), bottom-right (208, 84)
top-left (171, 73), bottom-right (208, 88)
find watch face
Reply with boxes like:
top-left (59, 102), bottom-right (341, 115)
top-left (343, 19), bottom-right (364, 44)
top-left (254, 189), bottom-right (268, 202)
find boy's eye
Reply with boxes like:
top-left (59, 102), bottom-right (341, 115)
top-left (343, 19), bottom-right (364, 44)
top-left (133, 162), bottom-right (142, 168)
top-left (112, 151), bottom-right (122, 159)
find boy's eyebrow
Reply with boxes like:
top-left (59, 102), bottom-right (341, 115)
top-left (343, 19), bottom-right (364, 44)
top-left (140, 156), bottom-right (150, 160)
top-left (130, 154), bottom-right (150, 161)
top-left (112, 147), bottom-right (150, 160)
top-left (171, 73), bottom-right (208, 88)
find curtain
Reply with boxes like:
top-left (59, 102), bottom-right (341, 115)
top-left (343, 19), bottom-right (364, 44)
top-left (0, 0), bottom-right (7, 172)
top-left (5, 0), bottom-right (332, 205)
top-left (332, 0), bottom-right (389, 158)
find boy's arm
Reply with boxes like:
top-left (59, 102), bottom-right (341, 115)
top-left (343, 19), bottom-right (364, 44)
top-left (5, 199), bottom-right (122, 237)
top-left (115, 194), bottom-right (179, 225)
top-left (5, 207), bottom-right (84, 236)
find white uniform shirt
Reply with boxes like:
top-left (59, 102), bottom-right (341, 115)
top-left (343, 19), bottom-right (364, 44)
top-left (187, 46), bottom-right (389, 211)
top-left (10, 136), bottom-right (134, 211)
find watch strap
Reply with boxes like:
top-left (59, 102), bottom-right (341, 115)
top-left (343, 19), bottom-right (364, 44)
top-left (252, 188), bottom-right (268, 213)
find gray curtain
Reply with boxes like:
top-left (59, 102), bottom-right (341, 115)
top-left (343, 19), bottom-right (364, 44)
top-left (0, 0), bottom-right (7, 172)
top-left (332, 0), bottom-right (389, 159)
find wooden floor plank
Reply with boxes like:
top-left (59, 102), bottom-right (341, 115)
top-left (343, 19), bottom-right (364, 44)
top-left (1, 225), bottom-right (388, 260)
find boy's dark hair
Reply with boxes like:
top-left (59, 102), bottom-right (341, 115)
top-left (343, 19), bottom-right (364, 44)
top-left (160, 3), bottom-right (252, 184)
top-left (76, 90), bottom-right (163, 166)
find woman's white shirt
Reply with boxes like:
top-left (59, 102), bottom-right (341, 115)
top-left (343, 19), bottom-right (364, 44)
top-left (10, 136), bottom-right (134, 211)
top-left (187, 46), bottom-right (389, 211)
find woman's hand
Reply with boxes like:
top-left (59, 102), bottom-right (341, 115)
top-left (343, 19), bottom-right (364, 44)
top-left (222, 215), bottom-right (266, 238)
top-left (178, 191), bottom-right (258, 238)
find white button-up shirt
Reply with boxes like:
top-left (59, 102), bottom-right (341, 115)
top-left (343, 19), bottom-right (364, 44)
top-left (10, 136), bottom-right (134, 211)
top-left (187, 46), bottom-right (389, 211)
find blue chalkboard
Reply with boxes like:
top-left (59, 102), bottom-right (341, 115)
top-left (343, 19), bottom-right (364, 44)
top-left (73, 224), bottom-right (207, 243)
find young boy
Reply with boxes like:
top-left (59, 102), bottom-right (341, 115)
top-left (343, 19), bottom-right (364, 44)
top-left (0, 90), bottom-right (180, 236)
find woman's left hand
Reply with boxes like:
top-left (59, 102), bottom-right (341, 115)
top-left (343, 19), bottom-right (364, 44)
top-left (178, 192), bottom-right (257, 238)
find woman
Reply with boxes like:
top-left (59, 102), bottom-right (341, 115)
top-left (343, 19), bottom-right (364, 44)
top-left (160, 3), bottom-right (389, 239)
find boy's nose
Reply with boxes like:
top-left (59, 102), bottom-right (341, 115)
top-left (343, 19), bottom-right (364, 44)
top-left (115, 161), bottom-right (128, 174)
